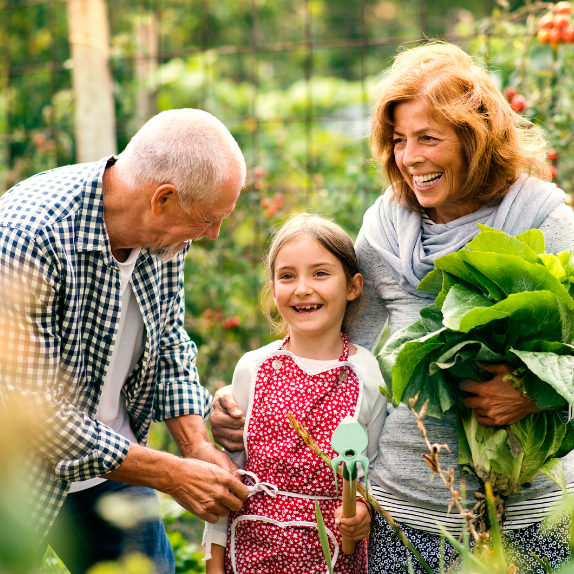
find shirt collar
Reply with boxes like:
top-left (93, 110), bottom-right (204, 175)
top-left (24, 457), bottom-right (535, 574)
top-left (75, 155), bottom-right (117, 264)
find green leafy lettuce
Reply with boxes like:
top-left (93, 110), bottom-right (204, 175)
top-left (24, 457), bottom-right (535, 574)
top-left (378, 224), bottom-right (574, 498)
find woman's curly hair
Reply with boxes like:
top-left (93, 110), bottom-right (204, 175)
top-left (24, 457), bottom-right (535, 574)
top-left (370, 42), bottom-right (551, 211)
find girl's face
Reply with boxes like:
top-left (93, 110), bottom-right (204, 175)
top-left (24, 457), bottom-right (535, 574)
top-left (270, 236), bottom-right (362, 341)
top-left (392, 100), bottom-right (479, 223)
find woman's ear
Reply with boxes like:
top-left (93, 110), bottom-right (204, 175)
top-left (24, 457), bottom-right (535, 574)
top-left (346, 273), bottom-right (363, 301)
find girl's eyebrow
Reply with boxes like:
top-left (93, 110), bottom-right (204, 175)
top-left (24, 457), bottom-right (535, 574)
top-left (276, 261), bottom-right (336, 271)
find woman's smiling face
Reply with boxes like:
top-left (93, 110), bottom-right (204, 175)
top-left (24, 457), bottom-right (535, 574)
top-left (392, 100), bottom-right (478, 223)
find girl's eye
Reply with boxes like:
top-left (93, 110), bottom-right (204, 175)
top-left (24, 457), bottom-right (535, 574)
top-left (279, 273), bottom-right (293, 280)
top-left (315, 271), bottom-right (329, 277)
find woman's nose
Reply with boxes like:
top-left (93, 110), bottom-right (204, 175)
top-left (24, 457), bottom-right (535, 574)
top-left (402, 140), bottom-right (423, 167)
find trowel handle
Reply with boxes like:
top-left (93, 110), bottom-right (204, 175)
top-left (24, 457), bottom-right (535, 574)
top-left (342, 476), bottom-right (356, 555)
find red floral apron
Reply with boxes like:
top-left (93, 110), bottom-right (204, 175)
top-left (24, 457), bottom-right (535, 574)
top-left (224, 333), bottom-right (368, 574)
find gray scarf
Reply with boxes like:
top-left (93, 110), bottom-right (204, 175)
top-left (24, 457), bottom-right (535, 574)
top-left (362, 175), bottom-right (566, 297)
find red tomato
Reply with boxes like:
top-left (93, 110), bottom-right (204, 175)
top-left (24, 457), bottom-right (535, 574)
top-left (504, 87), bottom-right (518, 101)
top-left (555, 1), bottom-right (572, 14)
top-left (554, 13), bottom-right (570, 28)
top-left (260, 197), bottom-right (270, 208)
top-left (549, 27), bottom-right (562, 43)
top-left (223, 316), bottom-right (241, 329)
top-left (549, 165), bottom-right (558, 180)
top-left (538, 28), bottom-right (551, 43)
top-left (561, 25), bottom-right (574, 42)
top-left (510, 94), bottom-right (527, 113)
top-left (538, 13), bottom-right (555, 29)
top-left (547, 148), bottom-right (559, 162)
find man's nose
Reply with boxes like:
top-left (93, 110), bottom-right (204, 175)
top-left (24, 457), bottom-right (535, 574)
top-left (204, 220), bottom-right (222, 240)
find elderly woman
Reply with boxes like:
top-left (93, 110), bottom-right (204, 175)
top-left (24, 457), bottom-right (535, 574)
top-left (346, 42), bottom-right (574, 573)
top-left (211, 43), bottom-right (574, 572)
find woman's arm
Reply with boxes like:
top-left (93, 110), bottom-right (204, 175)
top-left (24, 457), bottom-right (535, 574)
top-left (346, 230), bottom-right (391, 352)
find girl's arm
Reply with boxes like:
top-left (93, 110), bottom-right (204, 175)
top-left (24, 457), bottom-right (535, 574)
top-left (205, 544), bottom-right (225, 574)
top-left (204, 353), bottom-right (254, 565)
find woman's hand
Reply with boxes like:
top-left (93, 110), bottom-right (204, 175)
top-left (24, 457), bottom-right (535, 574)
top-left (459, 363), bottom-right (540, 426)
top-left (210, 386), bottom-right (246, 452)
top-left (334, 499), bottom-right (371, 541)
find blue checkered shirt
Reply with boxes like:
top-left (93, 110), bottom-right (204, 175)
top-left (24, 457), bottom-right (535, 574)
top-left (0, 157), bottom-right (212, 541)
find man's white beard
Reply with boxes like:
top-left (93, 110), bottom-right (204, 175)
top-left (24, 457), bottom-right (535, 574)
top-left (149, 241), bottom-right (189, 262)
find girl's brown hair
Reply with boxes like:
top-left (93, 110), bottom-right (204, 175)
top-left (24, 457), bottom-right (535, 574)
top-left (370, 42), bottom-right (551, 211)
top-left (261, 213), bottom-right (364, 335)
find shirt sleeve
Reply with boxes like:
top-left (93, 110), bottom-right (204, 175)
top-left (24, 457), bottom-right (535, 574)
top-left (152, 282), bottom-right (213, 422)
top-left (346, 229), bottom-right (390, 352)
top-left (538, 203), bottom-right (574, 423)
top-left (0, 227), bottom-right (130, 482)
top-left (203, 355), bottom-right (253, 555)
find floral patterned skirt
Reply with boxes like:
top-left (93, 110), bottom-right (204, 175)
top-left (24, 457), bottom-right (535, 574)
top-left (368, 512), bottom-right (571, 574)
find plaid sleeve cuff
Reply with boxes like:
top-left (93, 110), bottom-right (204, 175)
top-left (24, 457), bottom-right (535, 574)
top-left (53, 423), bottom-right (131, 482)
top-left (153, 379), bottom-right (213, 422)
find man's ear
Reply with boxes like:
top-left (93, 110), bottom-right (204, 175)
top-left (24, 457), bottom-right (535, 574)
top-left (346, 273), bottom-right (363, 301)
top-left (150, 184), bottom-right (178, 216)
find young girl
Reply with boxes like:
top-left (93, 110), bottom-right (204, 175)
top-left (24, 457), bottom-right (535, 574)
top-left (204, 213), bottom-right (387, 574)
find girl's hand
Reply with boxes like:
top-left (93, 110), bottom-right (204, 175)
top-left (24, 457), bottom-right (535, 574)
top-left (460, 363), bottom-right (540, 426)
top-left (334, 499), bottom-right (371, 541)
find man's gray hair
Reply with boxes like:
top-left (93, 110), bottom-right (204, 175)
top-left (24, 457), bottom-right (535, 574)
top-left (118, 109), bottom-right (246, 211)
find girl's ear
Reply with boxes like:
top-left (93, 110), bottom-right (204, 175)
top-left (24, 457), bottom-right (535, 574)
top-left (346, 273), bottom-right (363, 301)
top-left (270, 281), bottom-right (276, 301)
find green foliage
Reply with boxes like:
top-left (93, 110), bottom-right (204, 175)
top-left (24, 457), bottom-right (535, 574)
top-left (378, 226), bottom-right (574, 498)
top-left (314, 499), bottom-right (334, 574)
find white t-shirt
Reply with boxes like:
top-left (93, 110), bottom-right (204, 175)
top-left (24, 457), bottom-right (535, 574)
top-left (69, 248), bottom-right (145, 492)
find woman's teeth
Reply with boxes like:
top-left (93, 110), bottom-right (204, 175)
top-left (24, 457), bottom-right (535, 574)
top-left (413, 173), bottom-right (442, 188)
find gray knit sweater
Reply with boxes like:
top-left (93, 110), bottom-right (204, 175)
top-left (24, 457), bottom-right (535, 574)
top-left (347, 202), bottom-right (574, 514)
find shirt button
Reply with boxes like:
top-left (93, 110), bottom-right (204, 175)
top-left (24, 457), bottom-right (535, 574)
top-left (272, 359), bottom-right (282, 370)
top-left (338, 369), bottom-right (348, 382)
top-left (103, 334), bottom-right (113, 343)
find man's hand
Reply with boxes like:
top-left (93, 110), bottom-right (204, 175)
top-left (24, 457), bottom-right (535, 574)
top-left (334, 500), bottom-right (371, 541)
top-left (210, 386), bottom-right (245, 452)
top-left (165, 457), bottom-right (247, 523)
top-left (166, 414), bottom-right (238, 475)
top-left (105, 443), bottom-right (249, 523)
top-left (460, 363), bottom-right (540, 426)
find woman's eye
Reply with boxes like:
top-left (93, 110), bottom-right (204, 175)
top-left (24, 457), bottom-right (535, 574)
top-left (422, 135), bottom-right (437, 142)
top-left (393, 138), bottom-right (403, 146)
top-left (315, 271), bottom-right (329, 277)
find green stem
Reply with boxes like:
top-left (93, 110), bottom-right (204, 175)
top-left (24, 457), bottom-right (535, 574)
top-left (287, 412), bottom-right (435, 574)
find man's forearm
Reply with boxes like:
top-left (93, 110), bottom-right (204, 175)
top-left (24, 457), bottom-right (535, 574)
top-left (166, 413), bottom-right (239, 475)
top-left (165, 413), bottom-right (212, 458)
top-left (104, 443), bottom-right (177, 492)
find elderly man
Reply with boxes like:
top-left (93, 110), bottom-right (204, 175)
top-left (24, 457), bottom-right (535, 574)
top-left (0, 109), bottom-right (249, 573)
